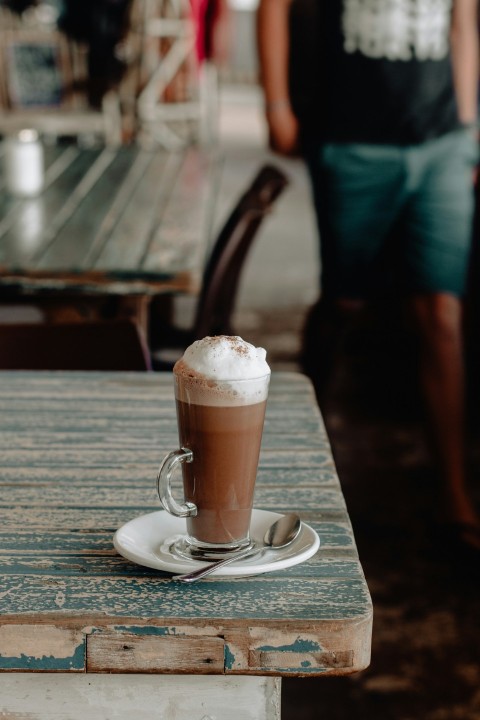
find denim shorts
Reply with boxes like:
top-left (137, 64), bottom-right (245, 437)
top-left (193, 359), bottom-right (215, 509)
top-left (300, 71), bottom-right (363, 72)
top-left (304, 129), bottom-right (478, 298)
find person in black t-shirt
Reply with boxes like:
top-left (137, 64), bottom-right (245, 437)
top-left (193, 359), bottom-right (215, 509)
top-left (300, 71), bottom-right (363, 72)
top-left (257, 0), bottom-right (480, 557)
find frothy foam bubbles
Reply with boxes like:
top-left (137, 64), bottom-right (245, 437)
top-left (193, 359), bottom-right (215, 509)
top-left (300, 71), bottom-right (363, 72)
top-left (173, 336), bottom-right (271, 406)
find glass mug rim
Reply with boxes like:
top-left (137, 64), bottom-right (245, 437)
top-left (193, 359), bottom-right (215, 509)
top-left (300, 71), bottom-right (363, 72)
top-left (174, 371), bottom-right (271, 383)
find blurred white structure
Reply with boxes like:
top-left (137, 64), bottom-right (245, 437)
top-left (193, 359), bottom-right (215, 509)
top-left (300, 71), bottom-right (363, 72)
top-left (224, 0), bottom-right (259, 83)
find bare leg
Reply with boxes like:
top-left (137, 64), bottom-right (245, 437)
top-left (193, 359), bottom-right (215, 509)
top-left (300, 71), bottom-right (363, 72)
top-left (410, 292), bottom-right (480, 544)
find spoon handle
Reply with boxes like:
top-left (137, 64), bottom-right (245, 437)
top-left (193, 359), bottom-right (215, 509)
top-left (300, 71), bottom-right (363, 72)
top-left (173, 545), bottom-right (259, 583)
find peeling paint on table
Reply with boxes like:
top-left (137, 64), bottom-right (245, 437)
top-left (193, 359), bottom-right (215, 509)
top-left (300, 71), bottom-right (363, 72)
top-left (0, 371), bottom-right (372, 718)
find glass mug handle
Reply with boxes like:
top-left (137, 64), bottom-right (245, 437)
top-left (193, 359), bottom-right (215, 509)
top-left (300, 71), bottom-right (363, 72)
top-left (157, 447), bottom-right (197, 517)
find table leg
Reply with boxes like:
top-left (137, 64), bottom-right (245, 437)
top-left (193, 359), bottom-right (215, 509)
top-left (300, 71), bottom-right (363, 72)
top-left (0, 674), bottom-right (282, 719)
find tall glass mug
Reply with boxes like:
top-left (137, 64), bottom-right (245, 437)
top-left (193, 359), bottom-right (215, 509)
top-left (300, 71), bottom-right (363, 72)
top-left (157, 336), bottom-right (270, 561)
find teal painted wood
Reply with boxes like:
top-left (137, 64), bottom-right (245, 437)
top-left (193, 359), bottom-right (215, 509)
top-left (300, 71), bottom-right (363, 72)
top-left (4, 148), bottom-right (107, 264)
top-left (0, 639), bottom-right (85, 671)
top-left (0, 520), bottom-right (353, 553)
top-left (93, 152), bottom-right (180, 272)
top-left (1, 574), bottom-right (370, 621)
top-left (0, 465), bottom-right (337, 488)
top-left (0, 550), bottom-right (361, 578)
top-left (0, 146), bottom-right (82, 261)
top-left (0, 517), bottom-right (352, 543)
top-left (0, 371), bottom-right (372, 676)
top-left (0, 147), bottom-right (217, 295)
top-left (0, 485), bottom-right (345, 513)
top-left (0, 427), bottom-right (332, 451)
top-left (37, 148), bottom-right (139, 269)
top-left (142, 148), bottom-right (219, 276)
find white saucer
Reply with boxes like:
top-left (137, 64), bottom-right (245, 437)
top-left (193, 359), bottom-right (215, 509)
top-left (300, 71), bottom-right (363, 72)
top-left (113, 509), bottom-right (320, 578)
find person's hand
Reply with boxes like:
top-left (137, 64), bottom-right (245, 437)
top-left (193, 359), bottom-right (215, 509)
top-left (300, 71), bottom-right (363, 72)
top-left (266, 102), bottom-right (300, 156)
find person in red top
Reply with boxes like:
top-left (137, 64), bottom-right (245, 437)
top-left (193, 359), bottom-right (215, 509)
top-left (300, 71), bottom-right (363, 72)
top-left (257, 0), bottom-right (480, 556)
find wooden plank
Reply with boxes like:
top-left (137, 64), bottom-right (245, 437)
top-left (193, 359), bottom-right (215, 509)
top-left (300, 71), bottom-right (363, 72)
top-left (94, 151), bottom-right (182, 272)
top-left (87, 632), bottom-right (225, 673)
top-left (0, 404), bottom-right (327, 437)
top-left (0, 548), bottom-right (361, 578)
top-left (0, 510), bottom-right (352, 545)
top-left (0, 464), bottom-right (336, 489)
top-left (16, 443), bottom-right (334, 464)
top-left (0, 183), bottom-right (18, 230)
top-left (182, 609), bottom-right (370, 677)
top-left (0, 575), bottom-right (371, 622)
top-left (0, 520), bottom-right (354, 558)
top-left (79, 149), bottom-right (155, 269)
top-left (0, 147), bottom-right (96, 264)
top-left (0, 395), bottom-right (324, 419)
top-left (225, 622), bottom-right (370, 675)
top-left (35, 147), bottom-right (141, 269)
top-left (0, 368), bottom-right (317, 391)
top-left (250, 648), bottom-right (354, 671)
top-left (0, 674), bottom-right (281, 720)
top-left (0, 391), bottom-right (328, 426)
top-left (0, 624), bottom-right (85, 671)
top-left (0, 432), bottom-right (334, 457)
top-left (0, 145), bottom-right (79, 254)
top-left (141, 147), bottom-right (220, 288)
top-left (34, 149), bottom-right (116, 269)
top-left (0, 485), bottom-right (345, 515)
top-left (3, 527), bottom-right (347, 569)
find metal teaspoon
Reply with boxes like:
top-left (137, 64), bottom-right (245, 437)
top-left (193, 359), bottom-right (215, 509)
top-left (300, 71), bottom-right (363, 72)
top-left (173, 512), bottom-right (302, 583)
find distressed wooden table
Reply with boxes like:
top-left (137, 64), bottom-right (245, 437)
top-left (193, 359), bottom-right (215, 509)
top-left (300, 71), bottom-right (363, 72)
top-left (0, 371), bottom-right (372, 719)
top-left (0, 143), bottom-right (218, 327)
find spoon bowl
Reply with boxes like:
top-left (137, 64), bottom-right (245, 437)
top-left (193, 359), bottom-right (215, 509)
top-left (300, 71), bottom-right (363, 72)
top-left (174, 512), bottom-right (302, 583)
top-left (264, 512), bottom-right (301, 548)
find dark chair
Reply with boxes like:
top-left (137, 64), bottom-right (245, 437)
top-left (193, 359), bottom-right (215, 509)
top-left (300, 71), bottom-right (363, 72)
top-left (150, 163), bottom-right (289, 369)
top-left (0, 320), bottom-right (151, 370)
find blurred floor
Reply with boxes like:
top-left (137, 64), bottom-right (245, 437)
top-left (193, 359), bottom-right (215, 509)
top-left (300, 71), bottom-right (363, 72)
top-left (240, 302), bottom-right (480, 720)
top-left (218, 85), bottom-right (480, 720)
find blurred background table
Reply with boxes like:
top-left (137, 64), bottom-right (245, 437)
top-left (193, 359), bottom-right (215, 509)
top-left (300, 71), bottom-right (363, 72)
top-left (0, 143), bottom-right (219, 331)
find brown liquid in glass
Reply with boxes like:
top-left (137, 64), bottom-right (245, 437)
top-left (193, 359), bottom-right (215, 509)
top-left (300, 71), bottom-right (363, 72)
top-left (176, 399), bottom-right (267, 545)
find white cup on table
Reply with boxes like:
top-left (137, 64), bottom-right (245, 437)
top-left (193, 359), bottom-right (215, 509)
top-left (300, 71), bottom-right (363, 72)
top-left (4, 128), bottom-right (45, 197)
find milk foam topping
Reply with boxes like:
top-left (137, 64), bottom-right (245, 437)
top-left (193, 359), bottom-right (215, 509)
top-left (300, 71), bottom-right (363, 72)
top-left (174, 336), bottom-right (270, 406)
